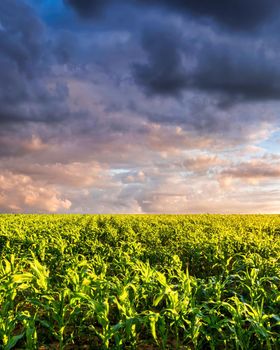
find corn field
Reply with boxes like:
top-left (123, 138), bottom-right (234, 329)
top-left (0, 214), bottom-right (280, 349)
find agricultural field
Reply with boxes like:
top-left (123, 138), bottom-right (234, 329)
top-left (0, 214), bottom-right (280, 349)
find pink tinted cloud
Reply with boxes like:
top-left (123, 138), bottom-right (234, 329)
top-left (219, 159), bottom-right (280, 187)
top-left (0, 171), bottom-right (71, 213)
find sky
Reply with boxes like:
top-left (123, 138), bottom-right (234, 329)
top-left (0, 0), bottom-right (280, 214)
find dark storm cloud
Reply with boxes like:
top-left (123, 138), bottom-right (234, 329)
top-left (64, 0), bottom-right (112, 17)
top-left (64, 0), bottom-right (280, 102)
top-left (132, 26), bottom-right (280, 102)
top-left (0, 0), bottom-right (69, 125)
top-left (0, 0), bottom-right (43, 117)
top-left (145, 0), bottom-right (280, 31)
top-left (66, 0), bottom-right (280, 31)
top-left (132, 28), bottom-right (189, 97)
top-left (192, 44), bottom-right (280, 103)
top-left (0, 0), bottom-right (44, 76)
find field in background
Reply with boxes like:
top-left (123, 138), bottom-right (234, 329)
top-left (0, 214), bottom-right (280, 349)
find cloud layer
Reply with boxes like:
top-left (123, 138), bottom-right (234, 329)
top-left (0, 0), bottom-right (279, 213)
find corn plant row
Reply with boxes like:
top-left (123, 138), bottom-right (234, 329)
top-left (0, 214), bottom-right (280, 349)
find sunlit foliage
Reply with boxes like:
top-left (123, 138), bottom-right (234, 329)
top-left (0, 214), bottom-right (280, 349)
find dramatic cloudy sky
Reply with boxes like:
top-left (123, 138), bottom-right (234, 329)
top-left (0, 0), bottom-right (280, 213)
